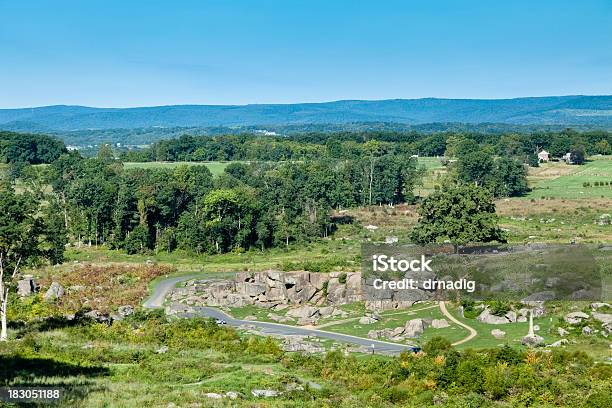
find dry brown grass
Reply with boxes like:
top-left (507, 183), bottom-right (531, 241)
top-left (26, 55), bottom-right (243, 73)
top-left (495, 197), bottom-right (611, 216)
top-left (37, 263), bottom-right (175, 313)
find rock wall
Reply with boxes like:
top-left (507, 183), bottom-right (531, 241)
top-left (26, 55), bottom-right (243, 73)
top-left (168, 270), bottom-right (430, 311)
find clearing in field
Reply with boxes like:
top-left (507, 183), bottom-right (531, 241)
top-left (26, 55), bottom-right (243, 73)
top-left (122, 161), bottom-right (234, 176)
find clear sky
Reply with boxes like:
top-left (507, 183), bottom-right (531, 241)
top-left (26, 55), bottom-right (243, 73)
top-left (1, 0), bottom-right (611, 108)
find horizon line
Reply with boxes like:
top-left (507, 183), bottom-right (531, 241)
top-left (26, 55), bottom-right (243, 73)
top-left (1, 94), bottom-right (611, 110)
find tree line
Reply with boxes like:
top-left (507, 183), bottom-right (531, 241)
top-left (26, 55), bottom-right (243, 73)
top-left (119, 128), bottom-right (612, 163)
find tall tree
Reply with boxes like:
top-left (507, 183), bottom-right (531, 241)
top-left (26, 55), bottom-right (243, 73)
top-left (410, 184), bottom-right (506, 250)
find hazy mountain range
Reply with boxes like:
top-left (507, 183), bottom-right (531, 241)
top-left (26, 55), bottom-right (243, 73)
top-left (1, 95), bottom-right (611, 133)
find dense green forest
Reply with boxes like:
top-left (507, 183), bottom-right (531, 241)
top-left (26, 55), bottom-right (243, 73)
top-left (0, 131), bottom-right (66, 164)
top-left (2, 128), bottom-right (611, 256)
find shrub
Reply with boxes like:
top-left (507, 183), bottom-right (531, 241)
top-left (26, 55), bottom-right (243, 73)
top-left (423, 337), bottom-right (452, 356)
top-left (338, 272), bottom-right (347, 284)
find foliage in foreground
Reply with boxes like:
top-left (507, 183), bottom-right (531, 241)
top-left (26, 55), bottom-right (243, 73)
top-left (1, 313), bottom-right (610, 407)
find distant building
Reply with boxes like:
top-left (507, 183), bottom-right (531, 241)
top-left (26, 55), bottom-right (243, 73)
top-left (537, 150), bottom-right (550, 162)
top-left (562, 152), bottom-right (573, 164)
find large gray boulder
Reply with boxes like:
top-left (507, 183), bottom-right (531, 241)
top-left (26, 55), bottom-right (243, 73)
top-left (17, 276), bottom-right (37, 297)
top-left (477, 308), bottom-right (516, 324)
top-left (521, 334), bottom-right (544, 347)
top-left (43, 282), bottom-right (64, 302)
top-left (431, 319), bottom-right (450, 329)
top-left (404, 318), bottom-right (428, 338)
top-left (564, 312), bottom-right (589, 325)
top-left (286, 305), bottom-right (319, 319)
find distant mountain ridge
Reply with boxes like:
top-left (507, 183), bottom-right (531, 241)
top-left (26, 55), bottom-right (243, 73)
top-left (1, 96), bottom-right (611, 131)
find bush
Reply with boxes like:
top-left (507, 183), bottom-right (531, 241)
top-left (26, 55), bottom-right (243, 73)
top-left (488, 300), bottom-right (510, 317)
top-left (338, 272), bottom-right (347, 284)
top-left (423, 337), bottom-right (452, 356)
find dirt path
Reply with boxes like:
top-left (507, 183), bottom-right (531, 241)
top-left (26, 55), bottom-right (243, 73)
top-left (438, 301), bottom-right (477, 346)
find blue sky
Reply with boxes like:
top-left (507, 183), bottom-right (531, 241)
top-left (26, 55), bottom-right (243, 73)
top-left (1, 0), bottom-right (611, 108)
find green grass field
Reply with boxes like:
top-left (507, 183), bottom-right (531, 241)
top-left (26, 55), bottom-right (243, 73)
top-left (526, 156), bottom-right (612, 199)
top-left (122, 161), bottom-right (234, 176)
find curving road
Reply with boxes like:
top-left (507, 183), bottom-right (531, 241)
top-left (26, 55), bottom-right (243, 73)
top-left (143, 274), bottom-right (419, 354)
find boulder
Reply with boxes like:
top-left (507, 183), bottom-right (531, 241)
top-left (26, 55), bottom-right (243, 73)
top-left (156, 346), bottom-right (169, 354)
top-left (286, 305), bottom-right (319, 319)
top-left (521, 334), bottom-right (544, 347)
top-left (268, 313), bottom-right (291, 323)
top-left (564, 312), bottom-right (589, 325)
top-left (477, 308), bottom-right (515, 324)
top-left (17, 276), bottom-right (37, 297)
top-left (404, 318), bottom-right (428, 338)
top-left (117, 305), bottom-right (134, 318)
top-left (251, 389), bottom-right (280, 398)
top-left (591, 302), bottom-right (611, 311)
top-left (43, 282), bottom-right (64, 302)
top-left (297, 316), bottom-right (319, 326)
top-left (358, 316), bottom-right (377, 325)
top-left (390, 326), bottom-right (405, 337)
top-left (431, 319), bottom-right (450, 329)
top-left (491, 329), bottom-right (506, 339)
top-left (582, 326), bottom-right (592, 335)
top-left (204, 393), bottom-right (223, 399)
top-left (549, 339), bottom-right (569, 347)
top-left (558, 327), bottom-right (569, 336)
top-left (225, 391), bottom-right (240, 400)
top-left (318, 306), bottom-right (335, 317)
top-left (592, 312), bottom-right (612, 325)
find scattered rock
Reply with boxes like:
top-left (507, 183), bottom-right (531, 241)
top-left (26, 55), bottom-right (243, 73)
top-left (43, 282), bottom-right (64, 302)
top-left (592, 312), bottom-right (612, 325)
top-left (117, 305), bottom-right (134, 317)
top-left (282, 336), bottom-right (325, 353)
top-left (491, 329), bottom-right (506, 339)
top-left (156, 346), bottom-right (169, 354)
top-left (431, 319), bottom-right (450, 329)
top-left (358, 316), bottom-right (377, 325)
top-left (549, 339), bottom-right (569, 347)
top-left (225, 391), bottom-right (240, 400)
top-left (251, 389), bottom-right (280, 398)
top-left (204, 392), bottom-right (223, 399)
top-left (564, 312), bottom-right (589, 325)
top-left (558, 327), bottom-right (569, 336)
top-left (591, 302), bottom-right (611, 311)
top-left (244, 315), bottom-right (257, 320)
top-left (582, 326), bottom-right (592, 335)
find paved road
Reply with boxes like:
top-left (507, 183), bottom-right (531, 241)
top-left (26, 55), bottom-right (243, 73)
top-left (438, 301), bottom-right (477, 346)
top-left (143, 274), bottom-right (419, 354)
